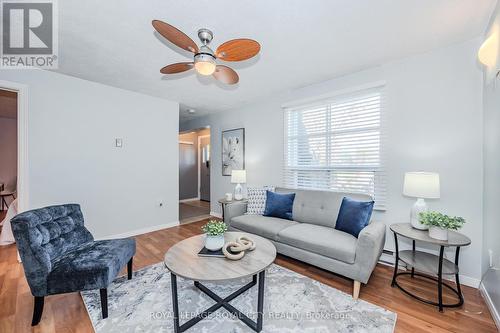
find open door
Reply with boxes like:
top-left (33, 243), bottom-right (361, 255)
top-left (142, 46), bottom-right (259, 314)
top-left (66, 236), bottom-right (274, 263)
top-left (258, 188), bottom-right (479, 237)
top-left (199, 135), bottom-right (210, 202)
top-left (178, 127), bottom-right (210, 224)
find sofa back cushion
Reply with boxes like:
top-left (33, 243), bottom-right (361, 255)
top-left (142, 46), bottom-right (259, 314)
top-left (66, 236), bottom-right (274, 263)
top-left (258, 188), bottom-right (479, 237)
top-left (11, 204), bottom-right (93, 296)
top-left (275, 187), bottom-right (373, 228)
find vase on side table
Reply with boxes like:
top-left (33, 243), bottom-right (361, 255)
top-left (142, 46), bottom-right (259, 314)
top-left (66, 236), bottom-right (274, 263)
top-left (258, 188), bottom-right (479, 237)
top-left (428, 226), bottom-right (448, 241)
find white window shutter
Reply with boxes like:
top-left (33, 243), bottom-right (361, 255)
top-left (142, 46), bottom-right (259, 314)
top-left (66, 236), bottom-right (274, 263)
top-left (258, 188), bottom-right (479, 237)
top-left (283, 86), bottom-right (386, 210)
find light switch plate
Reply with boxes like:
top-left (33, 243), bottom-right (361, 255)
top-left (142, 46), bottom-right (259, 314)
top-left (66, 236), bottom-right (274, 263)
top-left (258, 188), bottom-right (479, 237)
top-left (115, 138), bottom-right (123, 148)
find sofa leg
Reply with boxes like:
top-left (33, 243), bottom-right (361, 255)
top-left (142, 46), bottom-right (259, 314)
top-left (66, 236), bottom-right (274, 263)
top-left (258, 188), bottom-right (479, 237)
top-left (31, 296), bottom-right (44, 326)
top-left (100, 288), bottom-right (108, 319)
top-left (353, 281), bottom-right (361, 300)
top-left (127, 258), bottom-right (133, 280)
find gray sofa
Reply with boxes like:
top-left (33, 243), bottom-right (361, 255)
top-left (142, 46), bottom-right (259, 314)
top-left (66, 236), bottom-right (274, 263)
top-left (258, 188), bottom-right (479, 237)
top-left (224, 187), bottom-right (386, 299)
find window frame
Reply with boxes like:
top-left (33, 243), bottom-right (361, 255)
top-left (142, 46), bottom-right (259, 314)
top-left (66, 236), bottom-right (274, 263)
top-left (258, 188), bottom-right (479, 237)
top-left (282, 83), bottom-right (386, 210)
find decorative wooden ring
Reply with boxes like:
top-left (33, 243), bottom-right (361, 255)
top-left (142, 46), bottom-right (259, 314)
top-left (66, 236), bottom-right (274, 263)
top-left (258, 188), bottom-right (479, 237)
top-left (237, 236), bottom-right (256, 251)
top-left (223, 242), bottom-right (245, 260)
top-left (230, 242), bottom-right (250, 252)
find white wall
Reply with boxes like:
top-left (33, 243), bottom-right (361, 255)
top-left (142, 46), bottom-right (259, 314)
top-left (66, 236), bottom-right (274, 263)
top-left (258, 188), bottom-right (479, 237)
top-left (0, 116), bottom-right (17, 203)
top-left (483, 0), bottom-right (500, 272)
top-left (181, 38), bottom-right (484, 283)
top-left (481, 0), bottom-right (500, 326)
top-left (0, 69), bottom-right (179, 237)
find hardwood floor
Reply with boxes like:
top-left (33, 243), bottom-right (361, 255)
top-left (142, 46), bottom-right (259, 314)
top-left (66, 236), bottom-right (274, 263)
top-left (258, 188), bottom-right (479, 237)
top-left (0, 219), bottom-right (497, 332)
top-left (179, 200), bottom-right (211, 224)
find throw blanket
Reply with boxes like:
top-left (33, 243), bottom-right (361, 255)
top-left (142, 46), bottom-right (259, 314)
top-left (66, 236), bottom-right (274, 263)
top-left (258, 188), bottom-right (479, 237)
top-left (0, 198), bottom-right (17, 245)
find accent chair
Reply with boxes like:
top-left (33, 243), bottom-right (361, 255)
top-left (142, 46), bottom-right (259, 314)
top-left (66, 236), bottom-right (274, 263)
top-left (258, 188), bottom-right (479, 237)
top-left (11, 204), bottom-right (136, 326)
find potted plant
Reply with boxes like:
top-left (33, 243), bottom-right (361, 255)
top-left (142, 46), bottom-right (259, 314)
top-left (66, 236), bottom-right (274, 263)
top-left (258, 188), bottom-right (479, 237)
top-left (201, 220), bottom-right (228, 251)
top-left (419, 211), bottom-right (465, 241)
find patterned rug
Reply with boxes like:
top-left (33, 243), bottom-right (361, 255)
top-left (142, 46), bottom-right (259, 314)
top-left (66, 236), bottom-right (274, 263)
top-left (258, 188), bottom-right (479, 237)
top-left (81, 263), bottom-right (396, 332)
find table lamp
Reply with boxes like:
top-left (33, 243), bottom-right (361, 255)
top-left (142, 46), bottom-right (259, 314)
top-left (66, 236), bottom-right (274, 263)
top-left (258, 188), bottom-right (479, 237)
top-left (231, 170), bottom-right (246, 201)
top-left (403, 172), bottom-right (440, 230)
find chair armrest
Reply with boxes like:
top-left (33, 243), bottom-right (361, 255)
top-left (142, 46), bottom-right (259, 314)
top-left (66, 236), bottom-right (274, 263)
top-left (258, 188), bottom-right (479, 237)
top-left (354, 221), bottom-right (386, 282)
top-left (224, 202), bottom-right (247, 226)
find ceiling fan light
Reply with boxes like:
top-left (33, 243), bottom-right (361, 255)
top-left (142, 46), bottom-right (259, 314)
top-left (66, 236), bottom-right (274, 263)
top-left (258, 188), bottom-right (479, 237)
top-left (194, 54), bottom-right (216, 75)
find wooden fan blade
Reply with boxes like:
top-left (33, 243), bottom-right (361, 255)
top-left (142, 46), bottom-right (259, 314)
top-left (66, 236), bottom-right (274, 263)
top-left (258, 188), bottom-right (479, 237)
top-left (216, 39), bottom-right (260, 61)
top-left (152, 20), bottom-right (199, 53)
top-left (213, 65), bottom-right (239, 84)
top-left (160, 62), bottom-right (194, 74)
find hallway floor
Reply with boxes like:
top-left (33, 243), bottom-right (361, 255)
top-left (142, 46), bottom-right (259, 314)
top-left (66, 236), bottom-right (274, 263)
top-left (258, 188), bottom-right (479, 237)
top-left (179, 200), bottom-right (211, 224)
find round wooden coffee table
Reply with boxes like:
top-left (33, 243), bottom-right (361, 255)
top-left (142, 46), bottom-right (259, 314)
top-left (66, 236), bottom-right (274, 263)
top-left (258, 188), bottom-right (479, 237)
top-left (164, 232), bottom-right (276, 333)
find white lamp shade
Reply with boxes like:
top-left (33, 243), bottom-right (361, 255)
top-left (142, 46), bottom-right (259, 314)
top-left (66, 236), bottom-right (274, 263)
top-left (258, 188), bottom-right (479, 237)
top-left (478, 32), bottom-right (499, 68)
top-left (403, 172), bottom-right (440, 199)
top-left (231, 170), bottom-right (247, 184)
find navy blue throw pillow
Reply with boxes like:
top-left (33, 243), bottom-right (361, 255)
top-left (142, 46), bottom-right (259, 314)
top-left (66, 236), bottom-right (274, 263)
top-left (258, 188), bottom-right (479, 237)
top-left (335, 197), bottom-right (374, 238)
top-left (263, 191), bottom-right (295, 220)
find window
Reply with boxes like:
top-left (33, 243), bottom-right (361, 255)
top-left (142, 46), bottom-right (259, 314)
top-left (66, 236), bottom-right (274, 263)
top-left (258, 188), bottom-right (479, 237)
top-left (283, 85), bottom-right (386, 209)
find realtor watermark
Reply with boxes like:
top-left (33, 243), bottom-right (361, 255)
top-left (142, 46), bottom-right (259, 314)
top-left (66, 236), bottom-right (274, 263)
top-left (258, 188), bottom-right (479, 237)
top-left (149, 310), bottom-right (351, 321)
top-left (1, 0), bottom-right (58, 68)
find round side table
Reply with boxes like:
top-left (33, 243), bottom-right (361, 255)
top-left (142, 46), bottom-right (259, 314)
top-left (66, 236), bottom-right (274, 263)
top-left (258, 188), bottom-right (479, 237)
top-left (389, 223), bottom-right (471, 312)
top-left (218, 198), bottom-right (247, 222)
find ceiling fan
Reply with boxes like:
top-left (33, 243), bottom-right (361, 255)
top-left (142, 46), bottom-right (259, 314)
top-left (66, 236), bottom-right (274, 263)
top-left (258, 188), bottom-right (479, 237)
top-left (152, 20), bottom-right (260, 85)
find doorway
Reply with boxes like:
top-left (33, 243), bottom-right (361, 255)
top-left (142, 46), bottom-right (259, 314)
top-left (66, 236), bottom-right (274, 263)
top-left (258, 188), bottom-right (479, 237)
top-left (0, 89), bottom-right (18, 245)
top-left (179, 127), bottom-right (211, 224)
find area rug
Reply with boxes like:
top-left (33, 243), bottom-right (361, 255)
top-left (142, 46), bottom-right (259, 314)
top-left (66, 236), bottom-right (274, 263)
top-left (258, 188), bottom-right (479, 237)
top-left (81, 263), bottom-right (396, 332)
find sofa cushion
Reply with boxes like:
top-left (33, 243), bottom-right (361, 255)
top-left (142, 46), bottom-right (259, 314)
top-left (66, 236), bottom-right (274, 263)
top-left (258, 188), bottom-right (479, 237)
top-left (47, 238), bottom-right (136, 295)
top-left (335, 197), bottom-right (374, 237)
top-left (231, 215), bottom-right (298, 240)
top-left (275, 187), bottom-right (373, 228)
top-left (277, 223), bottom-right (357, 264)
top-left (263, 191), bottom-right (295, 220)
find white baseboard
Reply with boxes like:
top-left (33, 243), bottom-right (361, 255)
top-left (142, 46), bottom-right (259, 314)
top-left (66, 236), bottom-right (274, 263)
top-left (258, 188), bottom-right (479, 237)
top-left (460, 275), bottom-right (481, 288)
top-left (480, 282), bottom-right (500, 330)
top-left (210, 211), bottom-right (222, 219)
top-left (97, 220), bottom-right (180, 240)
top-left (179, 197), bottom-right (200, 203)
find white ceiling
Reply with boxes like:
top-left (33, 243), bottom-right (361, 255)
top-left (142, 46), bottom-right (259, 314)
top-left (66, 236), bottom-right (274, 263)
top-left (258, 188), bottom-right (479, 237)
top-left (56, 0), bottom-right (496, 122)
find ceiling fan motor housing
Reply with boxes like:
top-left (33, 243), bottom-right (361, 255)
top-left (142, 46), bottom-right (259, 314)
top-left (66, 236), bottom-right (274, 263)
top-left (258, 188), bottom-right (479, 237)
top-left (198, 28), bottom-right (213, 45)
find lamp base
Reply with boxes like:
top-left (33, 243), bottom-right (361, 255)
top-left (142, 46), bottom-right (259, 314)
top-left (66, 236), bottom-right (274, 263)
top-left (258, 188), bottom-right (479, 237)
top-left (410, 198), bottom-right (428, 230)
top-left (234, 183), bottom-right (243, 201)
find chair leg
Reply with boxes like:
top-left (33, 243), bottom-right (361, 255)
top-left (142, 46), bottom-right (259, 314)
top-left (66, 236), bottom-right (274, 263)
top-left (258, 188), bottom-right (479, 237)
top-left (100, 288), bottom-right (108, 319)
top-left (127, 258), bottom-right (133, 280)
top-left (31, 296), bottom-right (44, 326)
top-left (2, 196), bottom-right (8, 210)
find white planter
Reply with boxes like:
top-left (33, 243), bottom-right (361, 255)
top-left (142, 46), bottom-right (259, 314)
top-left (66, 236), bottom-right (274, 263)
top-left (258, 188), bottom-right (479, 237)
top-left (428, 226), bottom-right (448, 241)
top-left (205, 234), bottom-right (225, 251)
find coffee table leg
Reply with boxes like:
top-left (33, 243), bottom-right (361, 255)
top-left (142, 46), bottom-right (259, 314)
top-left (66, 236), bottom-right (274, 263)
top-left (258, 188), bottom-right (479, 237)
top-left (257, 270), bottom-right (265, 332)
top-left (170, 273), bottom-right (180, 333)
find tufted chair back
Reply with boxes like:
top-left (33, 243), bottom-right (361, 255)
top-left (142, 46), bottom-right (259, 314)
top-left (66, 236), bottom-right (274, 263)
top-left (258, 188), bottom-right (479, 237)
top-left (11, 204), bottom-right (94, 296)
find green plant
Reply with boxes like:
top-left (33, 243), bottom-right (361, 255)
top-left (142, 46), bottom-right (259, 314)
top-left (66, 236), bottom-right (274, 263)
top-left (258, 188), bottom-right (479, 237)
top-left (201, 220), bottom-right (228, 236)
top-left (419, 211), bottom-right (465, 230)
